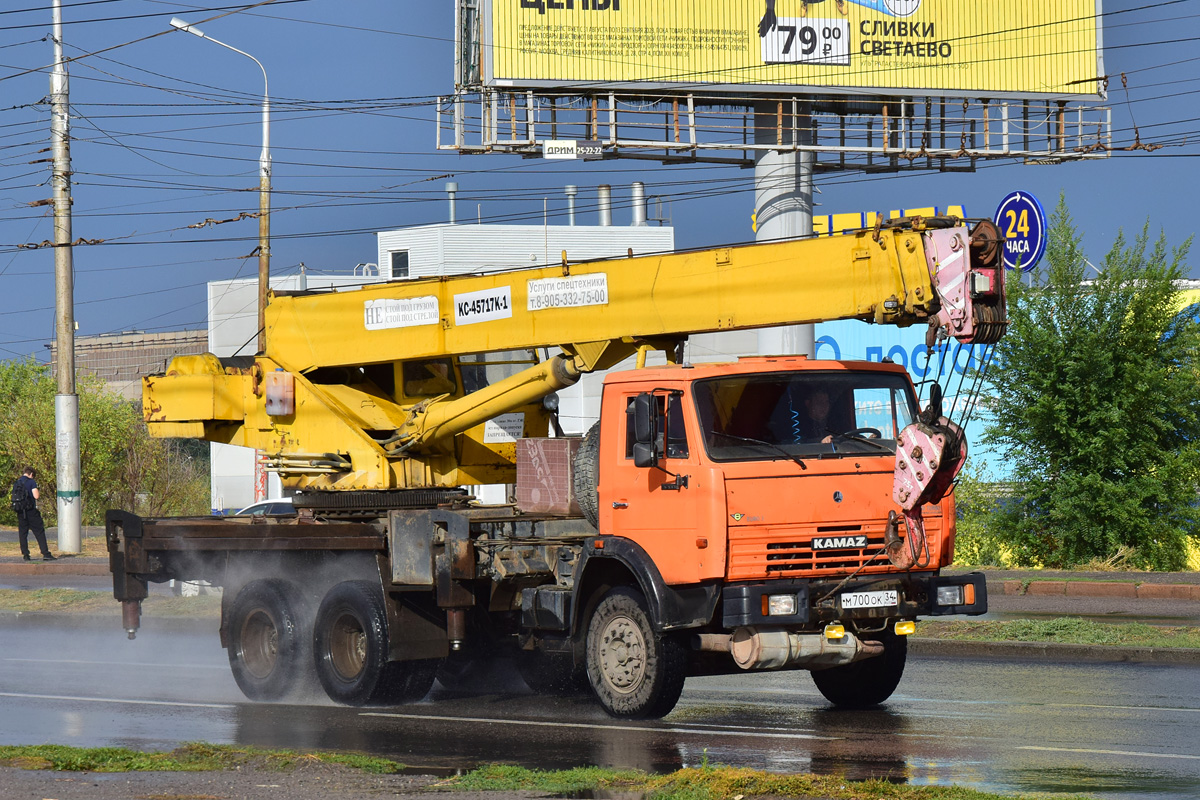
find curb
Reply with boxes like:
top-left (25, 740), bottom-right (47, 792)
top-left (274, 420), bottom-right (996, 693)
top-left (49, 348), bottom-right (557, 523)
top-left (0, 610), bottom-right (218, 634)
top-left (0, 562), bottom-right (110, 576)
top-left (910, 637), bottom-right (1200, 665)
top-left (1001, 579), bottom-right (1200, 601)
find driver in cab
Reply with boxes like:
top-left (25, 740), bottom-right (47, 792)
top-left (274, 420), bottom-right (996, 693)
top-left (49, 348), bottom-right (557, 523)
top-left (800, 387), bottom-right (836, 443)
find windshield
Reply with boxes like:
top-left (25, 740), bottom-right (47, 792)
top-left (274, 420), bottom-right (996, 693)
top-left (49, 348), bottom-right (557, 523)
top-left (693, 370), bottom-right (917, 461)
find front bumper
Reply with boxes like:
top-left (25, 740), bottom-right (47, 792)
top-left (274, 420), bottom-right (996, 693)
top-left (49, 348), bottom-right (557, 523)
top-left (722, 571), bottom-right (988, 629)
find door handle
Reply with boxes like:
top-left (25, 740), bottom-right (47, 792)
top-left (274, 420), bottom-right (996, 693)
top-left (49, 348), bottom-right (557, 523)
top-left (612, 501), bottom-right (628, 509)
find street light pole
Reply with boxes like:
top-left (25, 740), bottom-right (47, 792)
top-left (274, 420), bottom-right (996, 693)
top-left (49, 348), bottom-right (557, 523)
top-left (170, 18), bottom-right (271, 353)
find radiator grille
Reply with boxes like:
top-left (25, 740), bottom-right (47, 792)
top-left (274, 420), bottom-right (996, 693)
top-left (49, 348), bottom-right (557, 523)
top-left (728, 520), bottom-right (942, 580)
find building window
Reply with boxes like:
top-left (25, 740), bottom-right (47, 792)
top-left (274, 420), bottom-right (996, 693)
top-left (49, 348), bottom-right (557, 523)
top-left (391, 250), bottom-right (410, 279)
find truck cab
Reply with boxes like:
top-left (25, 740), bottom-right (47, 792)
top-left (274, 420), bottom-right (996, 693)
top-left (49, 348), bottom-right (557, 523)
top-left (564, 356), bottom-right (984, 715)
top-left (602, 356), bottom-right (953, 583)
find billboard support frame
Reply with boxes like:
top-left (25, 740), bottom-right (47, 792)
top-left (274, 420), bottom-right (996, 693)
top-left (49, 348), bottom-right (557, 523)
top-left (438, 88), bottom-right (1110, 171)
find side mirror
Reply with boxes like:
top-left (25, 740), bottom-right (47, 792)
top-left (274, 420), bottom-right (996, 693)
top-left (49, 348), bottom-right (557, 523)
top-left (632, 393), bottom-right (657, 444)
top-left (631, 393), bottom-right (659, 468)
top-left (632, 442), bottom-right (657, 469)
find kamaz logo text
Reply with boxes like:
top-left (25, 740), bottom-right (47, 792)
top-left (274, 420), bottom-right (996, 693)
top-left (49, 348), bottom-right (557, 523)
top-left (812, 535), bottom-right (868, 550)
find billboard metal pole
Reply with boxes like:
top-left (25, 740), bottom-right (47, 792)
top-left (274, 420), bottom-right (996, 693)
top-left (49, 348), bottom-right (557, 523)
top-left (754, 101), bottom-right (815, 358)
top-left (50, 0), bottom-right (82, 554)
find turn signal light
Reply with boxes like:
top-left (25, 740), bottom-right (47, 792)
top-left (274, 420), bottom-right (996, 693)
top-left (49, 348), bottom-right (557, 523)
top-left (824, 623), bottom-right (846, 640)
top-left (895, 620), bottom-right (916, 636)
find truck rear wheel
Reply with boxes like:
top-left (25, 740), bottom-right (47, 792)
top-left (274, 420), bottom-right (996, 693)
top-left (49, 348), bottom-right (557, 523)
top-left (313, 580), bottom-right (437, 706)
top-left (574, 423), bottom-right (601, 529)
top-left (585, 587), bottom-right (687, 718)
top-left (226, 580), bottom-right (307, 702)
top-left (810, 628), bottom-right (907, 708)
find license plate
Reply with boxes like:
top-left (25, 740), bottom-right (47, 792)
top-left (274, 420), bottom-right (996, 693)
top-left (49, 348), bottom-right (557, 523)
top-left (840, 589), bottom-right (899, 609)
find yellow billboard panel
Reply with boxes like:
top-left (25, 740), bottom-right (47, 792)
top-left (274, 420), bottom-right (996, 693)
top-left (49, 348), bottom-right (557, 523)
top-left (811, 205), bottom-right (966, 236)
top-left (486, 1), bottom-right (1103, 98)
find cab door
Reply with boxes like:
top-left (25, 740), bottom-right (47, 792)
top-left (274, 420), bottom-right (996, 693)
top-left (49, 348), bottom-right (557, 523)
top-left (603, 388), bottom-right (720, 584)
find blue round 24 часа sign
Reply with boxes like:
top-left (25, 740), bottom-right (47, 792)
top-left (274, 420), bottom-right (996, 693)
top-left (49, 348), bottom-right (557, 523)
top-left (994, 191), bottom-right (1048, 272)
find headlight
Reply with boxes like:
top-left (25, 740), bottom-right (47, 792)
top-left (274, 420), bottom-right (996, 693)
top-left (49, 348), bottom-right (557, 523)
top-left (542, 392), bottom-right (560, 412)
top-left (765, 594), bottom-right (796, 616)
top-left (936, 585), bottom-right (965, 606)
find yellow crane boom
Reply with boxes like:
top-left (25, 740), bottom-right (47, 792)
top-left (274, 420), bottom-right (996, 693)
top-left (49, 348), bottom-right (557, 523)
top-left (144, 218), bottom-right (1003, 492)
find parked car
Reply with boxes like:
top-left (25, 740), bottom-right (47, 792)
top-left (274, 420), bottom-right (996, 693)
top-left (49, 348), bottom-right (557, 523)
top-left (232, 497), bottom-right (295, 517)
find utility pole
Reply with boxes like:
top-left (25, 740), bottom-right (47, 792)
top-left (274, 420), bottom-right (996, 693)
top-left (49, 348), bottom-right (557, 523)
top-left (50, 0), bottom-right (82, 553)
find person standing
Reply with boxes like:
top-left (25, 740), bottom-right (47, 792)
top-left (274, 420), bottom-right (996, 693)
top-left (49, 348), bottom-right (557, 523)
top-left (12, 467), bottom-right (55, 561)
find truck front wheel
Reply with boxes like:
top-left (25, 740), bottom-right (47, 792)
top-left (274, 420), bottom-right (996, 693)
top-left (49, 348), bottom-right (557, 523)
top-left (313, 580), bottom-right (437, 706)
top-left (585, 587), bottom-right (687, 718)
top-left (226, 580), bottom-right (307, 701)
top-left (810, 628), bottom-right (907, 708)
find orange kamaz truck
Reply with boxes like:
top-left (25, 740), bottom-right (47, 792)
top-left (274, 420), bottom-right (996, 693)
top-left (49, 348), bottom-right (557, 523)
top-left (108, 217), bottom-right (1003, 718)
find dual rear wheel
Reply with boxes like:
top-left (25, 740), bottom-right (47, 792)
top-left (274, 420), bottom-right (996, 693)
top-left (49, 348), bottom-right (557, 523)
top-left (226, 580), bottom-right (307, 701)
top-left (226, 579), bottom-right (436, 706)
top-left (312, 580), bottom-right (437, 705)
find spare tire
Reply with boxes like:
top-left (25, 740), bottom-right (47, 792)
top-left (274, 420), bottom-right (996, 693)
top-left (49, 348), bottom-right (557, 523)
top-left (574, 423), bottom-right (601, 529)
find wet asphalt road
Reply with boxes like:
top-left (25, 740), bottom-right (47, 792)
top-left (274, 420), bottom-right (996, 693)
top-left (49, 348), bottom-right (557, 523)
top-left (1, 617), bottom-right (1197, 800)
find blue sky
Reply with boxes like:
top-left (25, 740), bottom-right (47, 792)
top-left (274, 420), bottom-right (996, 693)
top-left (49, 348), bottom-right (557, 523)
top-left (1, 0), bottom-right (1197, 361)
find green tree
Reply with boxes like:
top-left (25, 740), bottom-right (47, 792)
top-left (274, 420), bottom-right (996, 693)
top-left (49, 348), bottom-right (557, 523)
top-left (948, 460), bottom-right (1009, 568)
top-left (0, 358), bottom-right (209, 526)
top-left (981, 197), bottom-right (1200, 570)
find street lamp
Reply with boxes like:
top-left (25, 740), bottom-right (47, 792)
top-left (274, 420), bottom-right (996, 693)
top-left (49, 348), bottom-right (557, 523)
top-left (170, 17), bottom-right (271, 353)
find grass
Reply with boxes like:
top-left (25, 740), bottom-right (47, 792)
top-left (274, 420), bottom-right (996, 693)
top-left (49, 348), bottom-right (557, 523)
top-left (447, 763), bottom-right (1092, 800)
top-left (0, 743), bottom-right (404, 774)
top-left (916, 616), bottom-right (1200, 648)
top-left (0, 587), bottom-right (221, 617)
top-left (1, 749), bottom-right (1092, 799)
top-left (0, 534), bottom-right (109, 559)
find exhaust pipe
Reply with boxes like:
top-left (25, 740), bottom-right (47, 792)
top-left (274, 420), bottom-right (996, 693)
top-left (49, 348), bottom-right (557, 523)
top-left (727, 627), bottom-right (884, 670)
top-left (692, 633), bottom-right (732, 652)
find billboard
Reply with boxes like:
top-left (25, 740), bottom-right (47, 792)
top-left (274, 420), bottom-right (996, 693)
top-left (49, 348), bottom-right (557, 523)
top-left (480, 0), bottom-right (1104, 99)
